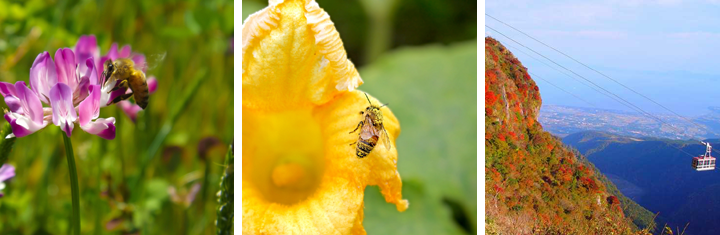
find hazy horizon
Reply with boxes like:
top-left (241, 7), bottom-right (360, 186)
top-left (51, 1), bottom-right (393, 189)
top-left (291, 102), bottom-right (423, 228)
top-left (486, 0), bottom-right (720, 116)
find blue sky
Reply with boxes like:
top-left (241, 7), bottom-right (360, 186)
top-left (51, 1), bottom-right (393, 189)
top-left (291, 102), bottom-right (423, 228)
top-left (486, 0), bottom-right (720, 115)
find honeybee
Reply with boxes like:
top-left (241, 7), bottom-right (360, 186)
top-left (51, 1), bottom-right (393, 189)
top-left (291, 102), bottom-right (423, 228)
top-left (101, 58), bottom-right (150, 109)
top-left (349, 93), bottom-right (392, 158)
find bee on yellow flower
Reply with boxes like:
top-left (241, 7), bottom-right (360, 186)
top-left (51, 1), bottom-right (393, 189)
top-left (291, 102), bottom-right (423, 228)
top-left (350, 93), bottom-right (392, 158)
top-left (242, 0), bottom-right (408, 234)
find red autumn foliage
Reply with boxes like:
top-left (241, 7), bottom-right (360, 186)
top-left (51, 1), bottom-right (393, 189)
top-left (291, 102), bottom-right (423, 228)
top-left (580, 177), bottom-right (600, 192)
top-left (490, 168), bottom-right (502, 181)
top-left (606, 196), bottom-right (620, 205)
top-left (486, 90), bottom-right (498, 106)
top-left (515, 151), bottom-right (525, 160)
top-left (512, 105), bottom-right (521, 114)
top-left (564, 157), bottom-right (574, 165)
top-left (516, 82), bottom-right (529, 98)
top-left (581, 165), bottom-right (593, 176)
top-left (540, 214), bottom-right (550, 224)
top-left (507, 91), bottom-right (517, 101)
top-left (486, 69), bottom-right (498, 83)
top-left (522, 178), bottom-right (533, 188)
top-left (487, 47), bottom-right (499, 62)
top-left (494, 184), bottom-right (504, 193)
top-left (506, 161), bottom-right (516, 171)
top-left (484, 37), bottom-right (633, 233)
top-left (558, 166), bottom-right (573, 182)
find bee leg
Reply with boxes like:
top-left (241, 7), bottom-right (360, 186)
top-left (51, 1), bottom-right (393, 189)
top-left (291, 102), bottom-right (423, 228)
top-left (111, 80), bottom-right (129, 92)
top-left (109, 92), bottom-right (134, 105)
top-left (104, 77), bottom-right (117, 94)
top-left (349, 121), bottom-right (363, 134)
top-left (359, 111), bottom-right (364, 115)
top-left (349, 141), bottom-right (356, 146)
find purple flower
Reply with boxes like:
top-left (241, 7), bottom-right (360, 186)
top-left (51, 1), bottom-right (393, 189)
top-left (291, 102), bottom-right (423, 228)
top-left (0, 81), bottom-right (49, 138)
top-left (93, 41), bottom-right (156, 119)
top-left (49, 83), bottom-right (77, 136)
top-left (0, 35), bottom-right (157, 138)
top-left (74, 35), bottom-right (100, 78)
top-left (27, 46), bottom-right (116, 138)
top-left (29, 52), bottom-right (57, 104)
top-left (0, 35), bottom-right (131, 139)
top-left (118, 101), bottom-right (143, 122)
top-left (0, 164), bottom-right (15, 198)
top-left (78, 85), bottom-right (116, 140)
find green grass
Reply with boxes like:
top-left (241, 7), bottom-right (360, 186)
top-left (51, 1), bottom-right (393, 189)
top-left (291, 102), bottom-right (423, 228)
top-left (0, 0), bottom-right (233, 234)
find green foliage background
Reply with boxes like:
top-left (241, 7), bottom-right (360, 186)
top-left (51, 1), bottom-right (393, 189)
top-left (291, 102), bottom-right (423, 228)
top-left (244, 0), bottom-right (477, 234)
top-left (0, 0), bottom-right (233, 234)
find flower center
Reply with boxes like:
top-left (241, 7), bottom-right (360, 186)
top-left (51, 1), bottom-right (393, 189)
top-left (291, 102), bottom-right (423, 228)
top-left (271, 163), bottom-right (307, 188)
top-left (245, 109), bottom-right (325, 205)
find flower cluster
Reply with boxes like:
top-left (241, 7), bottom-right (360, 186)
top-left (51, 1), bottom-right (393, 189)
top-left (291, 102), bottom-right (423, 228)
top-left (0, 35), bottom-right (157, 139)
top-left (0, 164), bottom-right (14, 198)
top-left (242, 0), bottom-right (407, 234)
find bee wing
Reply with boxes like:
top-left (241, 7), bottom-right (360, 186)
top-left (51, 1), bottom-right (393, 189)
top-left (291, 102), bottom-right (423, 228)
top-left (360, 118), bottom-right (377, 140)
top-left (134, 51), bottom-right (167, 72)
top-left (381, 124), bottom-right (392, 150)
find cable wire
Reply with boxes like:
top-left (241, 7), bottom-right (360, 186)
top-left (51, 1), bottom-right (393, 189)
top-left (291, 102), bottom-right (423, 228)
top-left (486, 26), bottom-right (690, 138)
top-left (485, 27), bottom-right (699, 158)
top-left (487, 13), bottom-right (720, 142)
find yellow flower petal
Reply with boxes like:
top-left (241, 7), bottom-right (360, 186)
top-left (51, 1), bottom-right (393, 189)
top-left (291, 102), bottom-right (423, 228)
top-left (242, 0), bottom-right (363, 112)
top-left (242, 90), bottom-right (407, 234)
top-left (313, 90), bottom-right (408, 212)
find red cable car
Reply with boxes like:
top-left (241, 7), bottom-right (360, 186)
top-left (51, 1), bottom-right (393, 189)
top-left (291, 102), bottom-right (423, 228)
top-left (692, 141), bottom-right (715, 171)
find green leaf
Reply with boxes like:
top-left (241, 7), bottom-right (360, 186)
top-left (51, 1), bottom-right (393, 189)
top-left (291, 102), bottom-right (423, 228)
top-left (363, 181), bottom-right (466, 235)
top-left (0, 123), bottom-right (16, 165)
top-left (242, 1), bottom-right (265, 22)
top-left (144, 179), bottom-right (170, 213)
top-left (359, 40), bottom-right (477, 233)
top-left (184, 10), bottom-right (201, 35)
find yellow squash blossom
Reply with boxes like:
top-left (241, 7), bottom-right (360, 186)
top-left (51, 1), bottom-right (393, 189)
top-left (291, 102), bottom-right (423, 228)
top-left (242, 0), bottom-right (408, 234)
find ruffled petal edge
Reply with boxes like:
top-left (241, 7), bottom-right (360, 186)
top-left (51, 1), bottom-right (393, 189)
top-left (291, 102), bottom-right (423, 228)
top-left (241, 0), bottom-right (363, 92)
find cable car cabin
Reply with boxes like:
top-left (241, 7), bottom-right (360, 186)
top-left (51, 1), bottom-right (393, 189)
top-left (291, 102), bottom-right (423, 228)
top-left (692, 156), bottom-right (715, 171)
top-left (693, 142), bottom-right (716, 171)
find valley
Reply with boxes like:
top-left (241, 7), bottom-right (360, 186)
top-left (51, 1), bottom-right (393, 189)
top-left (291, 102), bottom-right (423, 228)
top-left (562, 131), bottom-right (720, 235)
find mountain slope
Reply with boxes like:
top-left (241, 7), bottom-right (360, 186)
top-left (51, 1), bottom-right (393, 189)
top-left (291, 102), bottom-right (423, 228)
top-left (484, 37), bottom-right (649, 234)
top-left (564, 131), bottom-right (720, 235)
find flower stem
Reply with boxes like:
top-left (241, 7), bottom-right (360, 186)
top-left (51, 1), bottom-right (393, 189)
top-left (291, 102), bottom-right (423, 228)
top-left (62, 133), bottom-right (81, 235)
top-left (359, 0), bottom-right (400, 63)
top-left (0, 123), bottom-right (17, 165)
